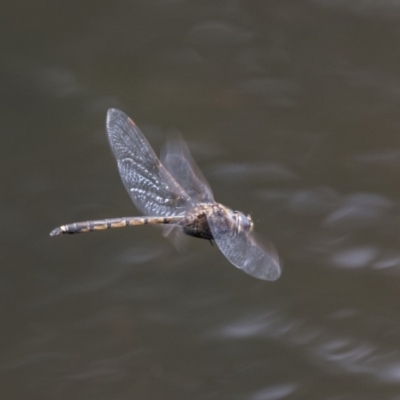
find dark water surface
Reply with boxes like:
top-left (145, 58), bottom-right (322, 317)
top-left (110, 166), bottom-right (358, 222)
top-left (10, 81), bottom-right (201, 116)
top-left (2, 1), bottom-right (400, 399)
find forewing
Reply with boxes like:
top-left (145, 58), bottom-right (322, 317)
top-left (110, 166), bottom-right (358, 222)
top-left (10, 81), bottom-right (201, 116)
top-left (106, 109), bottom-right (191, 216)
top-left (208, 213), bottom-right (281, 281)
top-left (161, 133), bottom-right (214, 203)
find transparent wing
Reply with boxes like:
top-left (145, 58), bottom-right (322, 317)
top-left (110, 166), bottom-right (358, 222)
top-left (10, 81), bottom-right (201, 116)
top-left (207, 214), bottom-right (281, 281)
top-left (161, 133), bottom-right (214, 203)
top-left (106, 109), bottom-right (191, 217)
top-left (162, 225), bottom-right (191, 252)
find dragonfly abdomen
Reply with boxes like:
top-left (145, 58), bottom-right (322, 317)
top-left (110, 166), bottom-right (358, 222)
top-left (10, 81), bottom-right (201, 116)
top-left (50, 216), bottom-right (184, 236)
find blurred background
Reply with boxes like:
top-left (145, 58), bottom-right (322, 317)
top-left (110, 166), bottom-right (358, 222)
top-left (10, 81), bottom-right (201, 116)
top-left (2, 1), bottom-right (400, 399)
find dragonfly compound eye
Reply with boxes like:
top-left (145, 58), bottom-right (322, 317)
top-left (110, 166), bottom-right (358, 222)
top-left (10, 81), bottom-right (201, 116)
top-left (235, 212), bottom-right (252, 232)
top-left (247, 214), bottom-right (254, 232)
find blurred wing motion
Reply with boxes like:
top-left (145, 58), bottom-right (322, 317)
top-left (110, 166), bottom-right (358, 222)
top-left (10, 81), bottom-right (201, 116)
top-left (106, 109), bottom-right (191, 217)
top-left (161, 133), bottom-right (214, 204)
top-left (207, 214), bottom-right (281, 281)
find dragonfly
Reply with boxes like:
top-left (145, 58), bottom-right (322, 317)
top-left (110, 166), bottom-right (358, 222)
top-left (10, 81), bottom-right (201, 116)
top-left (50, 109), bottom-right (281, 281)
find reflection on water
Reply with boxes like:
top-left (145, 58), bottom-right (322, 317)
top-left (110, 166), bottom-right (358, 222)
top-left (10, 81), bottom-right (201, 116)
top-left (214, 308), bottom-right (400, 385)
top-left (210, 162), bottom-right (297, 183)
top-left (258, 185), bottom-right (400, 278)
top-left (249, 384), bottom-right (298, 400)
top-left (3, 0), bottom-right (400, 398)
top-left (332, 246), bottom-right (378, 269)
top-left (324, 193), bottom-right (393, 227)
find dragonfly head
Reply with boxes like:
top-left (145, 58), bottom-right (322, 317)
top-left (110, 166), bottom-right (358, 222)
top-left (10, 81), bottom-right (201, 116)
top-left (233, 211), bottom-right (254, 233)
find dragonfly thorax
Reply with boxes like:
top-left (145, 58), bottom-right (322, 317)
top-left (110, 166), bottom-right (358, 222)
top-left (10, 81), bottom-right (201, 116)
top-left (181, 203), bottom-right (253, 241)
top-left (182, 203), bottom-right (215, 240)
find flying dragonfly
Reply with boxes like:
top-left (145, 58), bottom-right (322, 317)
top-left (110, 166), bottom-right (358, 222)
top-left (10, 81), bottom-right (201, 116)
top-left (50, 109), bottom-right (281, 281)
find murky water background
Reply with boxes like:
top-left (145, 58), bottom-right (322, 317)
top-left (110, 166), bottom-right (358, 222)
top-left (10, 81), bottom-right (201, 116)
top-left (2, 1), bottom-right (400, 399)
